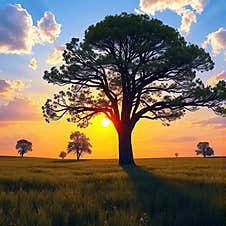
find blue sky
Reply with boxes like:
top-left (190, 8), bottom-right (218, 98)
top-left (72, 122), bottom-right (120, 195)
top-left (0, 0), bottom-right (225, 157)
top-left (0, 0), bottom-right (225, 87)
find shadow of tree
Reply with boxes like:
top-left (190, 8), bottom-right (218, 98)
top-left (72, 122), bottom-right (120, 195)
top-left (122, 165), bottom-right (225, 226)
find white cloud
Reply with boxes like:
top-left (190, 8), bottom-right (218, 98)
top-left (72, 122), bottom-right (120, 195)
top-left (207, 70), bottom-right (226, 86)
top-left (0, 79), bottom-right (25, 105)
top-left (46, 46), bottom-right (65, 65)
top-left (37, 12), bottom-right (61, 44)
top-left (0, 4), bottom-right (35, 54)
top-left (0, 4), bottom-right (61, 55)
top-left (136, 0), bottom-right (206, 33)
top-left (0, 79), bottom-right (24, 95)
top-left (179, 8), bottom-right (197, 33)
top-left (202, 27), bottom-right (226, 56)
top-left (28, 58), bottom-right (38, 70)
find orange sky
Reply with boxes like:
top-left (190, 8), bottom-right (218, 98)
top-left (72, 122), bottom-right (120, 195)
top-left (0, 102), bottom-right (225, 159)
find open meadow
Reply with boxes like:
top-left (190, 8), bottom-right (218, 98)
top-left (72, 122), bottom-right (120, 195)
top-left (0, 156), bottom-right (225, 226)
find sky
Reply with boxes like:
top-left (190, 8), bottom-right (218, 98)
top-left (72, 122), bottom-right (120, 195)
top-left (0, 0), bottom-right (225, 159)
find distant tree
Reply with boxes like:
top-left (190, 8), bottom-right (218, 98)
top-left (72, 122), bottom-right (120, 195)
top-left (67, 131), bottom-right (92, 160)
top-left (175, 153), bottom-right (179, 157)
top-left (59, 151), bottom-right (67, 159)
top-left (195, 142), bottom-right (214, 157)
top-left (42, 13), bottom-right (226, 165)
top-left (16, 139), bottom-right (32, 157)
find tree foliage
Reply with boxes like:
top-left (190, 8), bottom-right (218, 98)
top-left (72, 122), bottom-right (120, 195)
top-left (195, 142), bottom-right (214, 157)
top-left (42, 13), bottom-right (226, 165)
top-left (59, 151), bottom-right (67, 159)
top-left (16, 139), bottom-right (32, 157)
top-left (67, 131), bottom-right (92, 160)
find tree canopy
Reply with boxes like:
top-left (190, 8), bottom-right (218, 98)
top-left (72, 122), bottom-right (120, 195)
top-left (16, 139), bottom-right (32, 157)
top-left (67, 131), bottom-right (92, 160)
top-left (43, 13), bottom-right (226, 165)
top-left (195, 142), bottom-right (214, 157)
top-left (59, 151), bottom-right (67, 159)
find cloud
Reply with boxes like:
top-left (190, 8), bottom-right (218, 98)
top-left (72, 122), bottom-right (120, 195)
top-left (169, 136), bottom-right (198, 142)
top-left (0, 97), bottom-right (40, 121)
top-left (0, 4), bottom-right (61, 55)
top-left (28, 57), bottom-right (38, 70)
top-left (202, 27), bottom-right (226, 56)
top-left (46, 46), bottom-right (65, 65)
top-left (179, 8), bottom-right (197, 33)
top-left (207, 70), bottom-right (226, 86)
top-left (0, 79), bottom-right (25, 99)
top-left (194, 117), bottom-right (226, 129)
top-left (0, 79), bottom-right (25, 107)
top-left (0, 4), bottom-right (35, 54)
top-left (154, 135), bottom-right (198, 143)
top-left (0, 80), bottom-right (11, 94)
top-left (37, 12), bottom-right (61, 43)
top-left (136, 0), bottom-right (206, 33)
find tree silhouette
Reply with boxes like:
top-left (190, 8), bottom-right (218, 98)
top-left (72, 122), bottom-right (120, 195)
top-left (195, 142), bottom-right (214, 157)
top-left (16, 139), bottom-right (32, 157)
top-left (59, 151), bottom-right (67, 159)
top-left (43, 13), bottom-right (226, 165)
top-left (175, 153), bottom-right (179, 158)
top-left (67, 131), bottom-right (92, 160)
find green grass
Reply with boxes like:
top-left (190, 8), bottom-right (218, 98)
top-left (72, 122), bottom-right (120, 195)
top-left (0, 156), bottom-right (225, 226)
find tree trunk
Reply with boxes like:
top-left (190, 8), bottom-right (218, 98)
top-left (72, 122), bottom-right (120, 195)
top-left (118, 127), bottom-right (135, 166)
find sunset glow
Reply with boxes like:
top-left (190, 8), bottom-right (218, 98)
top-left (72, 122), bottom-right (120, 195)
top-left (0, 1), bottom-right (225, 159)
top-left (0, 2), bottom-right (225, 225)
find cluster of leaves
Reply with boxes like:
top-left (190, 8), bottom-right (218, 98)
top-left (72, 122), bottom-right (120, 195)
top-left (59, 151), bottom-right (67, 159)
top-left (16, 139), bottom-right (32, 157)
top-left (42, 13), bottom-right (226, 130)
top-left (67, 131), bottom-right (92, 160)
top-left (195, 142), bottom-right (214, 157)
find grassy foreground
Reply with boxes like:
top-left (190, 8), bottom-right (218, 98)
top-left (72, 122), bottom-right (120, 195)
top-left (0, 157), bottom-right (225, 226)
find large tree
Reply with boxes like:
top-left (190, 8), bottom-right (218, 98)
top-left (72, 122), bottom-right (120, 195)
top-left (43, 13), bottom-right (226, 165)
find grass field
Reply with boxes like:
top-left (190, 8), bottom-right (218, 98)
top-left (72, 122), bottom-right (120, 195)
top-left (0, 156), bottom-right (225, 226)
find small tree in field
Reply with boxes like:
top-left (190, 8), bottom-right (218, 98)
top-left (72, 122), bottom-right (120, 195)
top-left (175, 153), bottom-right (179, 158)
top-left (195, 142), bottom-right (214, 157)
top-left (43, 13), bottom-right (226, 165)
top-left (59, 151), bottom-right (67, 159)
top-left (67, 131), bottom-right (92, 160)
top-left (16, 139), bottom-right (32, 157)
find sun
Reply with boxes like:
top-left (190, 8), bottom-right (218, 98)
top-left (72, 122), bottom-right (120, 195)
top-left (101, 118), bottom-right (110, 127)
